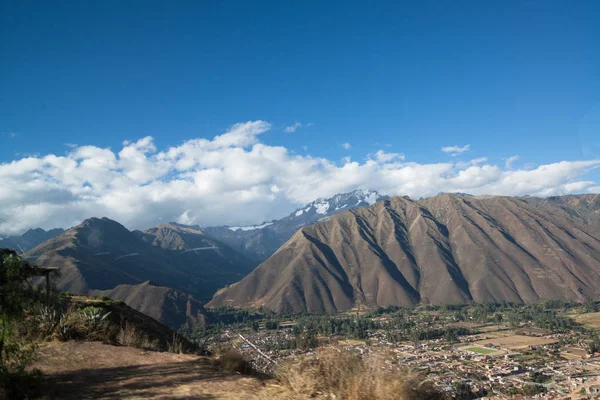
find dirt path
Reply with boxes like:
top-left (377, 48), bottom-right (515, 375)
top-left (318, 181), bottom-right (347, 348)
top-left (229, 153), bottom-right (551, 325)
top-left (32, 342), bottom-right (269, 399)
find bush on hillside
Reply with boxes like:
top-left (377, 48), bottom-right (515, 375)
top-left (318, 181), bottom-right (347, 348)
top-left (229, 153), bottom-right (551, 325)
top-left (216, 347), bottom-right (255, 375)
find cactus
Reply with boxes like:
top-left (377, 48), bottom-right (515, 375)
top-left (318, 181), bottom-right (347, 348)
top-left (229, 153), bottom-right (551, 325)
top-left (80, 306), bottom-right (112, 330)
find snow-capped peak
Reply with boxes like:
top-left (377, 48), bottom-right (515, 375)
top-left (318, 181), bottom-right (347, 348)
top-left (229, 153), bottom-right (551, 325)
top-left (290, 189), bottom-right (386, 218)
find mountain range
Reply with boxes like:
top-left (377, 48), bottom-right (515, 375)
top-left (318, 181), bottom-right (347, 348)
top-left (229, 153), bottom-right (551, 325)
top-left (208, 193), bottom-right (600, 313)
top-left (202, 189), bottom-right (387, 262)
top-left (24, 218), bottom-right (251, 328)
top-left (7, 191), bottom-right (600, 325)
top-left (15, 190), bottom-right (385, 327)
top-left (0, 227), bottom-right (65, 253)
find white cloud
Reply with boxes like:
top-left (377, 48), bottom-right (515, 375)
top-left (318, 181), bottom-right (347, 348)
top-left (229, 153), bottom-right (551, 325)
top-left (369, 150), bottom-right (405, 163)
top-left (0, 120), bottom-right (599, 235)
top-left (441, 144), bottom-right (470, 156)
top-left (455, 157), bottom-right (488, 169)
top-left (284, 122), bottom-right (302, 133)
top-left (504, 155), bottom-right (519, 169)
top-left (342, 143), bottom-right (352, 150)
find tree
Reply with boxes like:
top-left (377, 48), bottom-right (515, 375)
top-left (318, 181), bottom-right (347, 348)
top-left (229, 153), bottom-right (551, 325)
top-left (588, 334), bottom-right (600, 355)
top-left (472, 305), bottom-right (488, 323)
top-left (296, 330), bottom-right (318, 350)
top-left (583, 298), bottom-right (598, 313)
top-left (0, 249), bottom-right (43, 398)
top-left (508, 311), bottom-right (520, 328)
top-left (453, 381), bottom-right (475, 399)
top-left (453, 310), bottom-right (466, 322)
top-left (0, 249), bottom-right (37, 319)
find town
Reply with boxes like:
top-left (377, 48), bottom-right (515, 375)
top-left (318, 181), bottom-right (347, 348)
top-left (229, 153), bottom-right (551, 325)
top-left (187, 301), bottom-right (600, 399)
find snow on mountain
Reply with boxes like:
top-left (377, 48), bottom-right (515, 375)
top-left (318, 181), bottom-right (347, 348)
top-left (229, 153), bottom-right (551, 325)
top-left (224, 189), bottom-right (387, 232)
top-left (201, 189), bottom-right (388, 263)
top-left (314, 200), bottom-right (330, 215)
top-left (228, 222), bottom-right (274, 232)
top-left (299, 189), bottom-right (385, 218)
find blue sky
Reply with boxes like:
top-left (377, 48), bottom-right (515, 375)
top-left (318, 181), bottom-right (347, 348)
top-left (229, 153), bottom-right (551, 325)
top-left (0, 1), bottom-right (599, 232)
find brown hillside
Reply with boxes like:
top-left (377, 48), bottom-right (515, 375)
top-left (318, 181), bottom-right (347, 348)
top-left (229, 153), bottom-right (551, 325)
top-left (26, 218), bottom-right (252, 327)
top-left (90, 281), bottom-right (208, 329)
top-left (208, 194), bottom-right (600, 313)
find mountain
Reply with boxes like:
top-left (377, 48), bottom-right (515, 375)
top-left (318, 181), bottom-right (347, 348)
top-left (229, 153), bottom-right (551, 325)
top-left (522, 193), bottom-right (600, 229)
top-left (0, 227), bottom-right (65, 252)
top-left (202, 189), bottom-right (388, 262)
top-left (26, 218), bottom-right (252, 327)
top-left (208, 193), bottom-right (600, 313)
top-left (90, 281), bottom-right (208, 329)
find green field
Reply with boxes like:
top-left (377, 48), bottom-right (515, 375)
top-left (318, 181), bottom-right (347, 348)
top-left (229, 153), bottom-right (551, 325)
top-left (574, 312), bottom-right (600, 329)
top-left (465, 346), bottom-right (498, 355)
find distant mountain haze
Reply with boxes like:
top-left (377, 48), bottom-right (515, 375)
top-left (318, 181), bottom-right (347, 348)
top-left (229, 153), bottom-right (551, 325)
top-left (0, 228), bottom-right (65, 253)
top-left (208, 193), bottom-right (600, 313)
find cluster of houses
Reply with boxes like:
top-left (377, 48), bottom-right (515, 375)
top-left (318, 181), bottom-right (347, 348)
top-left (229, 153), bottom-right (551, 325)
top-left (214, 316), bottom-right (600, 398)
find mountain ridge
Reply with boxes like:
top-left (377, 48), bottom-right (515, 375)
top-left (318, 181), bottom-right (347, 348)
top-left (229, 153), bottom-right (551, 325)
top-left (208, 193), bottom-right (600, 313)
top-left (25, 217), bottom-right (251, 328)
top-left (202, 189), bottom-right (388, 262)
top-left (0, 227), bottom-right (65, 253)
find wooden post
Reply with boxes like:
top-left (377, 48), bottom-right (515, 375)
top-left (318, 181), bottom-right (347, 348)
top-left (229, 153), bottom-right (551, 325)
top-left (45, 271), bottom-right (50, 305)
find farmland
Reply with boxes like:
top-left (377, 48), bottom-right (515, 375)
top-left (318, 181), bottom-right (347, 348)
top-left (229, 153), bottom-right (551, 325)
top-left (472, 334), bottom-right (558, 350)
top-left (574, 311), bottom-right (600, 329)
top-left (464, 346), bottom-right (500, 355)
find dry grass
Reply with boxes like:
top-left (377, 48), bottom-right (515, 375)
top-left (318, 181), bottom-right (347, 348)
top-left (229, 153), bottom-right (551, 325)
top-left (167, 333), bottom-right (184, 354)
top-left (117, 322), bottom-right (158, 350)
top-left (117, 322), bottom-right (141, 346)
top-left (274, 348), bottom-right (445, 400)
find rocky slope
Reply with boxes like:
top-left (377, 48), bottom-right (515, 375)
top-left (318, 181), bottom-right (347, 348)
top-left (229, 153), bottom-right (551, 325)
top-left (203, 189), bottom-right (388, 262)
top-left (522, 193), bottom-right (600, 229)
top-left (208, 194), bottom-right (600, 313)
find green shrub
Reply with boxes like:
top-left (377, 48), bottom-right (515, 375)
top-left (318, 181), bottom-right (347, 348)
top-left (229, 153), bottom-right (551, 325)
top-left (79, 306), bottom-right (111, 330)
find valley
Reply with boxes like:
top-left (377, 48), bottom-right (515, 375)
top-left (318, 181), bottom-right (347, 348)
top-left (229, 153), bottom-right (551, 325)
top-left (3, 191), bottom-right (600, 399)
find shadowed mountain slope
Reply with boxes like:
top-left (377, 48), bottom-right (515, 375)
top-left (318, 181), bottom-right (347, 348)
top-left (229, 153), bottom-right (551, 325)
top-left (90, 281), bottom-right (208, 329)
top-left (208, 194), bottom-right (600, 313)
top-left (26, 218), bottom-right (252, 326)
top-left (27, 218), bottom-right (252, 298)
